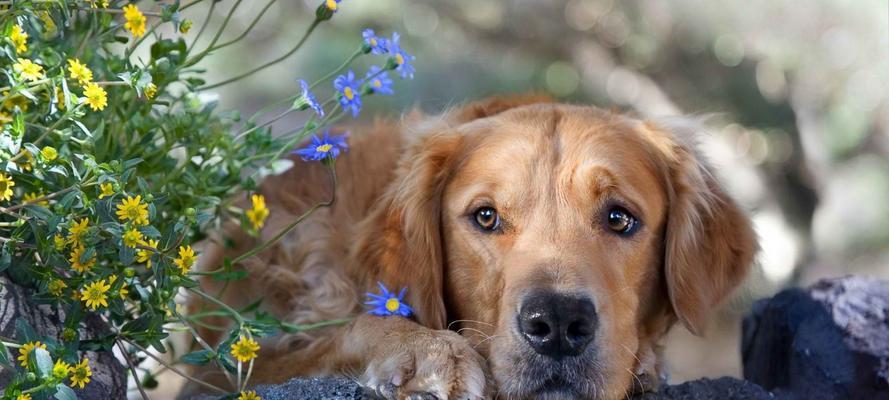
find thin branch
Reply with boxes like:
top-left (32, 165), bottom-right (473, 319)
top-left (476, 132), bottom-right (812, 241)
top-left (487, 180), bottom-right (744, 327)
top-left (117, 340), bottom-right (150, 400)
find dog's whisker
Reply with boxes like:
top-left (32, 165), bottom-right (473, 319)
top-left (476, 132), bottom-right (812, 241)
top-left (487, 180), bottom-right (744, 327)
top-left (448, 319), bottom-right (495, 330)
top-left (626, 367), bottom-right (645, 397)
top-left (457, 326), bottom-right (492, 339)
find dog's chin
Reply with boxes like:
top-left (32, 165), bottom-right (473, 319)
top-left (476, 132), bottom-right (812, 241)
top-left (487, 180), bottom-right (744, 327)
top-left (492, 348), bottom-right (606, 400)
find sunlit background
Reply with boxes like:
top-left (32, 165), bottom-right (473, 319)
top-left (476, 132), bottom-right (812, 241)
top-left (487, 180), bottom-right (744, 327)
top-left (152, 0), bottom-right (888, 394)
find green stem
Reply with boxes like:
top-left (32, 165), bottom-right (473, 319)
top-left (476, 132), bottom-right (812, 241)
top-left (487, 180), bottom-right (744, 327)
top-left (198, 19), bottom-right (321, 90)
top-left (182, 0), bottom-right (244, 67)
top-left (234, 108), bottom-right (294, 141)
top-left (209, 0), bottom-right (277, 51)
top-left (309, 48), bottom-right (363, 91)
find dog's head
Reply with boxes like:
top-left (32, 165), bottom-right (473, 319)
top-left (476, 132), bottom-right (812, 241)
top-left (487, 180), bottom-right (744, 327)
top-left (356, 97), bottom-right (756, 399)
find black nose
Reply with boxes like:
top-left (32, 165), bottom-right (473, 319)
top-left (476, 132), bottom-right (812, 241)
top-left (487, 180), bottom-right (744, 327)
top-left (517, 292), bottom-right (597, 358)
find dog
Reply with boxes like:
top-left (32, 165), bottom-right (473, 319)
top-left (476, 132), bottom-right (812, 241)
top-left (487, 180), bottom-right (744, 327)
top-left (187, 95), bottom-right (757, 400)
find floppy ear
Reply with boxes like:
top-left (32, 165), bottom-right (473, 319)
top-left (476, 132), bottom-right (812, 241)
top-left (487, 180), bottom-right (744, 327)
top-left (351, 131), bottom-right (462, 330)
top-left (646, 121), bottom-right (758, 335)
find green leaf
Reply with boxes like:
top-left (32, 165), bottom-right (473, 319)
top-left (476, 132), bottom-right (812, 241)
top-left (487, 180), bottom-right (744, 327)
top-left (180, 349), bottom-right (214, 366)
top-left (211, 270), bottom-right (247, 282)
top-left (55, 384), bottom-right (78, 400)
top-left (16, 319), bottom-right (39, 343)
top-left (34, 347), bottom-right (53, 377)
top-left (0, 340), bottom-right (10, 366)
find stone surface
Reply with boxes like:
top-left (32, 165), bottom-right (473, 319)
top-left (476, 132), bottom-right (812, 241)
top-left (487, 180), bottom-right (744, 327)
top-left (635, 377), bottom-right (775, 400)
top-left (0, 275), bottom-right (127, 399)
top-left (742, 276), bottom-right (889, 399)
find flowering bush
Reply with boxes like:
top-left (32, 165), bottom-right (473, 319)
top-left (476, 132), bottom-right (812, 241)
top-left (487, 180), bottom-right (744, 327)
top-left (0, 1), bottom-right (413, 399)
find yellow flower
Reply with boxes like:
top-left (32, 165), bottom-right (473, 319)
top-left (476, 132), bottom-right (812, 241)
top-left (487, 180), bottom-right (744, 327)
top-left (48, 279), bottom-right (67, 297)
top-left (69, 245), bottom-right (97, 273)
top-left (41, 146), bottom-right (58, 161)
top-left (136, 238), bottom-right (158, 269)
top-left (17, 341), bottom-right (46, 367)
top-left (13, 58), bottom-right (44, 82)
top-left (173, 245), bottom-right (196, 274)
top-left (325, 0), bottom-right (339, 12)
top-left (53, 234), bottom-right (67, 251)
top-left (23, 191), bottom-right (49, 207)
top-left (230, 336), bottom-right (260, 363)
top-left (83, 82), bottom-right (107, 111)
top-left (70, 358), bottom-right (92, 388)
top-left (81, 279), bottom-right (110, 310)
top-left (123, 4), bottom-right (147, 38)
top-left (179, 19), bottom-right (193, 34)
top-left (67, 59), bottom-right (93, 85)
top-left (116, 195), bottom-right (149, 225)
top-left (98, 182), bottom-right (114, 199)
top-left (144, 83), bottom-right (157, 99)
top-left (40, 11), bottom-right (57, 34)
top-left (0, 172), bottom-right (14, 201)
top-left (52, 359), bottom-right (71, 380)
top-left (238, 391), bottom-right (262, 400)
top-left (246, 194), bottom-right (270, 230)
top-left (16, 394), bottom-right (31, 400)
top-left (88, 0), bottom-right (110, 8)
top-left (15, 150), bottom-right (33, 171)
top-left (122, 227), bottom-right (144, 248)
top-left (67, 218), bottom-right (90, 245)
top-left (10, 24), bottom-right (28, 53)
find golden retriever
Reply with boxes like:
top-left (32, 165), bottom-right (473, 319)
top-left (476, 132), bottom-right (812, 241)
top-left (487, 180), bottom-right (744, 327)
top-left (188, 95), bottom-right (757, 400)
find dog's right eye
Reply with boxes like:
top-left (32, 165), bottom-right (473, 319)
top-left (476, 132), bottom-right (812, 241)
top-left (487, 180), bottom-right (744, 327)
top-left (473, 207), bottom-right (501, 231)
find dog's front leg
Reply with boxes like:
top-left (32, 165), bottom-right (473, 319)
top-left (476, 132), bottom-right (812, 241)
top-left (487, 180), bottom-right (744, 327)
top-left (329, 315), bottom-right (491, 400)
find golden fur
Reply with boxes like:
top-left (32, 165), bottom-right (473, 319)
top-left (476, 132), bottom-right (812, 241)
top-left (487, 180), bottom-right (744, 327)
top-left (186, 96), bottom-right (757, 400)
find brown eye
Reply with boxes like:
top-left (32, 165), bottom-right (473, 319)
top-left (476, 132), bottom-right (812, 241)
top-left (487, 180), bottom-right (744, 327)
top-left (606, 207), bottom-right (639, 235)
top-left (473, 207), bottom-right (500, 231)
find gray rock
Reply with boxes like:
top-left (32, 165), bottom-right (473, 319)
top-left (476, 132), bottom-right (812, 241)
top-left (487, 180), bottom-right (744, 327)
top-left (742, 276), bottom-right (889, 399)
top-left (635, 377), bottom-right (775, 400)
top-left (0, 275), bottom-right (127, 399)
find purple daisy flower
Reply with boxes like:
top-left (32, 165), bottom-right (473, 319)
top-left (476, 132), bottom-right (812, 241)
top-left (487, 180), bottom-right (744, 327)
top-left (362, 29), bottom-right (388, 54)
top-left (364, 66), bottom-right (394, 95)
top-left (387, 32), bottom-right (415, 80)
top-left (365, 282), bottom-right (413, 317)
top-left (292, 130), bottom-right (348, 162)
top-left (334, 70), bottom-right (362, 117)
top-left (294, 79), bottom-right (324, 117)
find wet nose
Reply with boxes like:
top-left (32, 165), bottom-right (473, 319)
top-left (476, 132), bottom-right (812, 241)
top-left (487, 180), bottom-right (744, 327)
top-left (517, 291), bottom-right (597, 359)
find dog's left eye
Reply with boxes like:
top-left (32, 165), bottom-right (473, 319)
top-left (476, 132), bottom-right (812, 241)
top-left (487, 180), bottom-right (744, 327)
top-left (606, 207), bottom-right (639, 235)
top-left (473, 207), bottom-right (501, 231)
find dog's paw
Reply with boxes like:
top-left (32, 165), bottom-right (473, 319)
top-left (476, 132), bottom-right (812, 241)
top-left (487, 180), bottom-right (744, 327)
top-left (360, 328), bottom-right (489, 400)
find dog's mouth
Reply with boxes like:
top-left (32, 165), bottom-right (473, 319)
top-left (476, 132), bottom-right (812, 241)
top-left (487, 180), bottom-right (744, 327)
top-left (535, 375), bottom-right (576, 396)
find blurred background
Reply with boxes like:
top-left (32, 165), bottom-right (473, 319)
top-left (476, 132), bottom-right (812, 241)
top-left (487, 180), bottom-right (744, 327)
top-left (170, 0), bottom-right (888, 387)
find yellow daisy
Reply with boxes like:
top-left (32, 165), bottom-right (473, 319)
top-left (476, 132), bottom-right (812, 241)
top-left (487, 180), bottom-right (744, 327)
top-left (136, 238), bottom-right (159, 269)
top-left (70, 358), bottom-right (92, 388)
top-left (83, 82), bottom-right (107, 111)
top-left (144, 83), bottom-right (157, 99)
top-left (53, 234), bottom-right (67, 251)
top-left (0, 172), bottom-right (15, 201)
top-left (122, 227), bottom-right (144, 248)
top-left (230, 336), bottom-right (260, 363)
top-left (17, 341), bottom-right (46, 367)
top-left (81, 279), bottom-right (110, 310)
top-left (23, 191), bottom-right (49, 207)
top-left (16, 393), bottom-right (31, 400)
top-left (116, 195), bottom-right (149, 225)
top-left (13, 58), bottom-right (44, 82)
top-left (238, 391), bottom-right (262, 400)
top-left (69, 245), bottom-right (96, 273)
top-left (67, 59), bottom-right (93, 85)
top-left (173, 245), bottom-right (196, 274)
top-left (15, 150), bottom-right (33, 171)
top-left (10, 24), bottom-right (28, 53)
top-left (123, 4), bottom-right (147, 38)
top-left (52, 359), bottom-right (71, 380)
top-left (41, 146), bottom-right (58, 161)
top-left (98, 182), bottom-right (114, 199)
top-left (246, 194), bottom-right (270, 230)
top-left (48, 279), bottom-right (67, 296)
top-left (54, 86), bottom-right (67, 110)
top-left (67, 218), bottom-right (90, 245)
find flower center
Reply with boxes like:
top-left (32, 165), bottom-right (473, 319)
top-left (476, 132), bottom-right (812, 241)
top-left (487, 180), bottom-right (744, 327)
top-left (373, 79), bottom-right (382, 88)
top-left (385, 298), bottom-right (400, 312)
top-left (343, 87), bottom-right (354, 100)
top-left (395, 53), bottom-right (404, 65)
top-left (316, 144), bottom-right (333, 153)
top-left (0, 182), bottom-right (7, 192)
top-left (325, 0), bottom-right (338, 10)
top-left (127, 208), bottom-right (140, 218)
top-left (370, 38), bottom-right (377, 46)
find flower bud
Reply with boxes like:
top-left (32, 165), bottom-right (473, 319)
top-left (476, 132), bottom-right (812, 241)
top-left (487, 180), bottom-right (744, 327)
top-left (179, 19), bottom-right (193, 34)
top-left (125, 267), bottom-right (136, 278)
top-left (185, 207), bottom-right (196, 217)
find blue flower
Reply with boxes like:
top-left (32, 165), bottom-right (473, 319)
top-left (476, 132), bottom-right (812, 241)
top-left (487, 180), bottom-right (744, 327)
top-left (334, 70), bottom-right (362, 117)
top-left (387, 32), bottom-right (415, 80)
top-left (294, 79), bottom-right (324, 117)
top-left (365, 282), bottom-right (413, 317)
top-left (292, 130), bottom-right (348, 161)
top-left (362, 29), bottom-right (388, 54)
top-left (364, 66), bottom-right (394, 95)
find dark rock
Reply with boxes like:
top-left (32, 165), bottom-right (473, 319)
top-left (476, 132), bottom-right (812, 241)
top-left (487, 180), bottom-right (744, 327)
top-left (0, 275), bottom-right (127, 400)
top-left (634, 377), bottom-right (775, 400)
top-left (742, 276), bottom-right (889, 399)
top-left (190, 377), bottom-right (368, 400)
